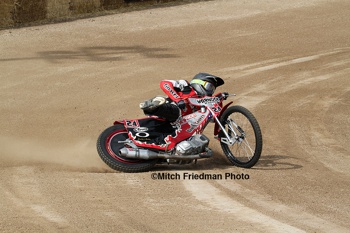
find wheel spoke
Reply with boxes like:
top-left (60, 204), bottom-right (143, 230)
top-left (226, 116), bottom-right (255, 161)
top-left (241, 136), bottom-right (255, 156)
top-left (220, 106), bottom-right (262, 168)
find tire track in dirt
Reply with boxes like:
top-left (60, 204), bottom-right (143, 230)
top-left (0, 166), bottom-right (69, 231)
top-left (183, 177), bottom-right (349, 232)
top-left (180, 48), bottom-right (350, 232)
top-left (0, 165), bottom-right (162, 232)
top-left (231, 47), bottom-right (350, 174)
top-left (219, 47), bottom-right (350, 110)
top-left (183, 180), bottom-right (304, 233)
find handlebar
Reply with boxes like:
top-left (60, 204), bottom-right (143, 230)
top-left (218, 92), bottom-right (236, 100)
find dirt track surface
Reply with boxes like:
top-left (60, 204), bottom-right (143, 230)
top-left (1, 0), bottom-right (350, 232)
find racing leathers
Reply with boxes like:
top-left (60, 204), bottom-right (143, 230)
top-left (140, 80), bottom-right (198, 122)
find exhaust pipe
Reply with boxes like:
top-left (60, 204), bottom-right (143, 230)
top-left (119, 148), bottom-right (212, 160)
top-left (119, 148), bottom-right (159, 160)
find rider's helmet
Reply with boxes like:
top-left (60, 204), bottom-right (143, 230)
top-left (190, 73), bottom-right (224, 96)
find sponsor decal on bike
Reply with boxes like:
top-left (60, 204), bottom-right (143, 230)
top-left (133, 127), bottom-right (149, 133)
top-left (163, 83), bottom-right (180, 99)
top-left (211, 106), bottom-right (221, 113)
top-left (135, 132), bottom-right (150, 138)
top-left (184, 113), bottom-right (197, 119)
top-left (125, 120), bottom-right (139, 128)
top-left (134, 127), bottom-right (150, 139)
top-left (196, 97), bottom-right (220, 105)
top-left (186, 114), bottom-right (206, 133)
top-left (193, 114), bottom-right (205, 125)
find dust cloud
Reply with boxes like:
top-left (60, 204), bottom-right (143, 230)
top-left (0, 136), bottom-right (111, 172)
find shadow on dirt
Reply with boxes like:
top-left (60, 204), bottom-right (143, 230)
top-left (0, 152), bottom-right (302, 174)
top-left (151, 153), bottom-right (303, 172)
top-left (0, 45), bottom-right (180, 63)
top-left (253, 155), bottom-right (303, 170)
top-left (73, 152), bottom-right (303, 173)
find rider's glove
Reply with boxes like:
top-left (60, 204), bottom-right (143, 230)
top-left (177, 100), bottom-right (186, 110)
top-left (221, 92), bottom-right (229, 100)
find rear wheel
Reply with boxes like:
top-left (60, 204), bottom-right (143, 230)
top-left (96, 124), bottom-right (157, 172)
top-left (219, 106), bottom-right (262, 168)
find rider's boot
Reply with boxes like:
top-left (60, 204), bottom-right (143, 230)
top-left (139, 96), bottom-right (166, 111)
top-left (141, 96), bottom-right (180, 122)
top-left (145, 103), bottom-right (180, 122)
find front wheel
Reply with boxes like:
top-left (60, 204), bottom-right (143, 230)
top-left (97, 124), bottom-right (157, 173)
top-left (219, 106), bottom-right (263, 168)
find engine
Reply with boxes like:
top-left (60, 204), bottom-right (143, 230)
top-left (175, 134), bottom-right (210, 156)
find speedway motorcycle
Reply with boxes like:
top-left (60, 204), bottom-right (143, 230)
top-left (97, 92), bottom-right (263, 173)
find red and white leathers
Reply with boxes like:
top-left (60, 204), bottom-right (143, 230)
top-left (160, 80), bottom-right (199, 117)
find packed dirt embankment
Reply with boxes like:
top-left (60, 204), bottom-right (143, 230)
top-left (1, 0), bottom-right (350, 232)
top-left (0, 0), bottom-right (199, 29)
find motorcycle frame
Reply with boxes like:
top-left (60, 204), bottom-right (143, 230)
top-left (187, 94), bottom-right (234, 144)
top-left (113, 93), bottom-right (235, 151)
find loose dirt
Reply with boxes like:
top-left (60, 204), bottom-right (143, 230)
top-left (1, 0), bottom-right (349, 232)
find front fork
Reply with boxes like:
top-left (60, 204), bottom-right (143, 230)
top-left (213, 114), bottom-right (235, 145)
top-left (209, 101), bottom-right (245, 146)
top-left (210, 101), bottom-right (237, 146)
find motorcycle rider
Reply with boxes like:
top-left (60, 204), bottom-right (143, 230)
top-left (140, 73), bottom-right (224, 121)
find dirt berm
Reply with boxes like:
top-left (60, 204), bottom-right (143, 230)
top-left (0, 0), bottom-right (200, 28)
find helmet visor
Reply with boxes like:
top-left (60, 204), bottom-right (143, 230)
top-left (191, 79), bottom-right (216, 95)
